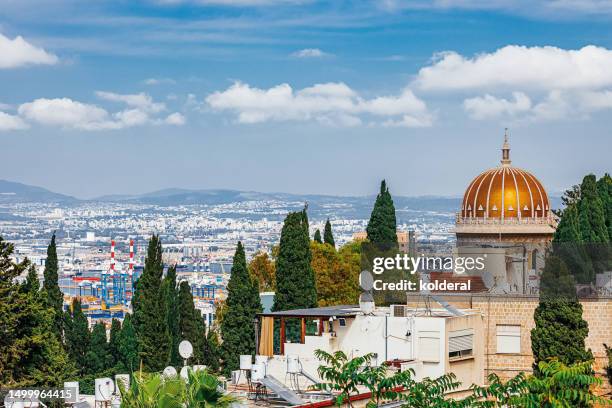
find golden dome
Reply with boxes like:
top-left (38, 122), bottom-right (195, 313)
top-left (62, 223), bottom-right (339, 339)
top-left (461, 134), bottom-right (550, 220)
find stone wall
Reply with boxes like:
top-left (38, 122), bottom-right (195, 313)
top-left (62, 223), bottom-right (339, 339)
top-left (407, 294), bottom-right (612, 392)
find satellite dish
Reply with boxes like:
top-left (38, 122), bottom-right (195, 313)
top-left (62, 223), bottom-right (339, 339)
top-left (179, 340), bottom-right (193, 359)
top-left (163, 366), bottom-right (178, 378)
top-left (180, 366), bottom-right (190, 381)
top-left (359, 270), bottom-right (374, 291)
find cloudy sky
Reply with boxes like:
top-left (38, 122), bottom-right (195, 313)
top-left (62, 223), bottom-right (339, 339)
top-left (1, 0), bottom-right (611, 198)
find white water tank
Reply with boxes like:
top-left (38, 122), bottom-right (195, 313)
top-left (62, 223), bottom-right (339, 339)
top-left (64, 381), bottom-right (80, 402)
top-left (251, 363), bottom-right (265, 382)
top-left (287, 355), bottom-right (300, 374)
top-left (95, 378), bottom-right (115, 402)
top-left (239, 355), bottom-right (252, 370)
top-left (114, 375), bottom-right (130, 393)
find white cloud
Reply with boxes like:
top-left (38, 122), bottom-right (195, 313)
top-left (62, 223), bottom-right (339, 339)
top-left (95, 91), bottom-right (166, 113)
top-left (415, 45), bottom-right (612, 92)
top-left (0, 33), bottom-right (58, 69)
top-left (206, 81), bottom-right (432, 127)
top-left (17, 94), bottom-right (184, 131)
top-left (143, 77), bottom-right (176, 85)
top-left (18, 98), bottom-right (111, 130)
top-left (165, 112), bottom-right (186, 125)
top-left (0, 111), bottom-right (29, 131)
top-left (463, 92), bottom-right (532, 119)
top-left (291, 48), bottom-right (329, 58)
top-left (156, 0), bottom-right (307, 6)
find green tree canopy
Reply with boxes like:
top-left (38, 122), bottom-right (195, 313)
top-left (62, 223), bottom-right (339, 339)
top-left (0, 236), bottom-right (75, 386)
top-left (178, 280), bottom-right (205, 364)
top-left (220, 241), bottom-right (262, 375)
top-left (163, 265), bottom-right (181, 367)
top-left (118, 313), bottom-right (139, 372)
top-left (273, 209), bottom-right (317, 311)
top-left (64, 298), bottom-right (91, 375)
top-left (43, 233), bottom-right (64, 337)
top-left (87, 321), bottom-right (110, 375)
top-left (314, 229), bottom-right (322, 244)
top-left (324, 219), bottom-right (335, 248)
top-left (366, 180), bottom-right (398, 247)
top-left (132, 234), bottom-right (171, 371)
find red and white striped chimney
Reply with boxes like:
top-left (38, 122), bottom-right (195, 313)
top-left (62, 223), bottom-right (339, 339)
top-left (110, 239), bottom-right (116, 274)
top-left (128, 239), bottom-right (134, 276)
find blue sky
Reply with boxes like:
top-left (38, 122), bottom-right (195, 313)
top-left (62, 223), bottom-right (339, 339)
top-left (1, 0), bottom-right (611, 198)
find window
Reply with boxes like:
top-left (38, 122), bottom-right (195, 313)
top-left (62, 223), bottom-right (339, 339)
top-left (497, 325), bottom-right (521, 354)
top-left (448, 329), bottom-right (473, 359)
top-left (419, 332), bottom-right (440, 362)
top-left (531, 249), bottom-right (538, 270)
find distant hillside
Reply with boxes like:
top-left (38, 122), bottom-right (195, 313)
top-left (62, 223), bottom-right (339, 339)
top-left (0, 179), bottom-right (562, 214)
top-left (0, 180), bottom-right (76, 203)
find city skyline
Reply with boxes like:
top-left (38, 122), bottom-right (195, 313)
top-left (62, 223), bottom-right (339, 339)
top-left (1, 1), bottom-right (612, 198)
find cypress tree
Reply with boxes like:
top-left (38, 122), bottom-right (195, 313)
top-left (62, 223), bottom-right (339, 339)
top-left (366, 180), bottom-right (398, 246)
top-left (132, 234), bottom-right (170, 371)
top-left (314, 229), bottom-right (322, 244)
top-left (221, 241), bottom-right (262, 375)
top-left (273, 209), bottom-right (317, 311)
top-left (578, 175), bottom-right (609, 243)
top-left (163, 265), bottom-right (181, 367)
top-left (87, 322), bottom-right (110, 375)
top-left (204, 329), bottom-right (221, 373)
top-left (323, 219), bottom-right (335, 248)
top-left (43, 233), bottom-right (64, 337)
top-left (532, 256), bottom-right (593, 373)
top-left (118, 313), bottom-right (138, 372)
top-left (64, 298), bottom-right (90, 376)
top-left (178, 280), bottom-right (205, 363)
top-left (597, 174), bottom-right (612, 241)
top-left (0, 236), bottom-right (75, 386)
top-left (108, 318), bottom-right (122, 369)
top-left (22, 264), bottom-right (39, 294)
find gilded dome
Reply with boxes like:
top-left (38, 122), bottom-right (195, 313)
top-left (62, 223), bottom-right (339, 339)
top-left (461, 134), bottom-right (550, 220)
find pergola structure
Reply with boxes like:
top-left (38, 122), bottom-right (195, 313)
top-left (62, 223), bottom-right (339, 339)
top-left (257, 305), bottom-right (359, 355)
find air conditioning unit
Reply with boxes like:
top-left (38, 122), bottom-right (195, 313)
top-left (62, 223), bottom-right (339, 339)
top-left (391, 304), bottom-right (407, 317)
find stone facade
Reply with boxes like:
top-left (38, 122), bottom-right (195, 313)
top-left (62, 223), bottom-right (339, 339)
top-left (407, 293), bottom-right (612, 392)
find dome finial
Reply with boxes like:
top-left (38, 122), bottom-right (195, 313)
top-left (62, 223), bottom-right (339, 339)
top-left (501, 128), bottom-right (511, 166)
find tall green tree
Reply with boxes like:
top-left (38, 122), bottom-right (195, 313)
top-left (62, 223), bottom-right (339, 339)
top-left (314, 229), bottom-right (322, 244)
top-left (22, 264), bottom-right (39, 294)
top-left (64, 298), bottom-right (91, 375)
top-left (273, 209), bottom-right (317, 311)
top-left (531, 256), bottom-right (593, 373)
top-left (43, 233), bottom-right (64, 337)
top-left (118, 313), bottom-right (139, 372)
top-left (220, 241), bottom-right (262, 375)
top-left (0, 236), bottom-right (75, 386)
top-left (366, 180), bottom-right (398, 246)
top-left (132, 234), bottom-right (171, 371)
top-left (204, 328), bottom-right (222, 373)
top-left (178, 280), bottom-right (205, 364)
top-left (108, 318), bottom-right (122, 369)
top-left (597, 173), bottom-right (612, 241)
top-left (578, 174), bottom-right (609, 243)
top-left (163, 265), bottom-right (181, 367)
top-left (87, 321), bottom-right (110, 375)
top-left (323, 219), bottom-right (335, 248)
